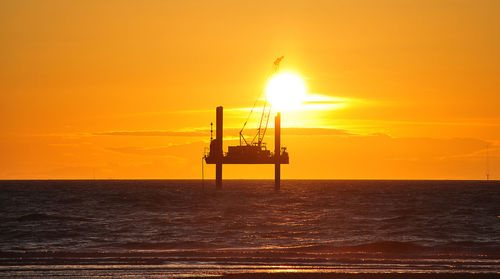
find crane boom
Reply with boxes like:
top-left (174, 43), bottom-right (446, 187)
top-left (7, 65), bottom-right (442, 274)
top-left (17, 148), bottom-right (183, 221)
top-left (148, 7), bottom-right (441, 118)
top-left (256, 56), bottom-right (283, 146)
top-left (240, 56), bottom-right (283, 147)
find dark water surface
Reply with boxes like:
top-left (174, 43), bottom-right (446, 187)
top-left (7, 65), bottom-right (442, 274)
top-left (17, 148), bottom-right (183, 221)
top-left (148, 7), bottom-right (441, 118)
top-left (1, 180), bottom-right (499, 277)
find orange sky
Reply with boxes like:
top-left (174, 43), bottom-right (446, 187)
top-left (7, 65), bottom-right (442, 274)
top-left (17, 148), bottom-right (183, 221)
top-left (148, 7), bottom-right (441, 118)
top-left (1, 0), bottom-right (499, 179)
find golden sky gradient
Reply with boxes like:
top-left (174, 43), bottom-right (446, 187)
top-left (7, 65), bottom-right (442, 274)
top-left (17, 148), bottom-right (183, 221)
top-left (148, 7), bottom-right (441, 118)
top-left (1, 0), bottom-right (499, 179)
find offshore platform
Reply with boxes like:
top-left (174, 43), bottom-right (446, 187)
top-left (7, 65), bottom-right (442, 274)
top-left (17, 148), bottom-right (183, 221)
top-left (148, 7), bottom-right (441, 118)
top-left (204, 57), bottom-right (289, 190)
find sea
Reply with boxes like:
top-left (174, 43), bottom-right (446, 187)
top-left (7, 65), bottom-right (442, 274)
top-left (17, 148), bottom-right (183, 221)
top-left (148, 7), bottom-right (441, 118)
top-left (0, 180), bottom-right (499, 278)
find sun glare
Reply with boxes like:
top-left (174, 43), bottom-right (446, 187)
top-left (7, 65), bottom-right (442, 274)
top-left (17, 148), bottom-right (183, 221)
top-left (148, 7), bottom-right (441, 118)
top-left (266, 73), bottom-right (306, 111)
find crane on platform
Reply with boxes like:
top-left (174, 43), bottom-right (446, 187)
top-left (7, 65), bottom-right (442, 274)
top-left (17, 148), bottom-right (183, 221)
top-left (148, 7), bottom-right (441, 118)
top-left (239, 56), bottom-right (284, 147)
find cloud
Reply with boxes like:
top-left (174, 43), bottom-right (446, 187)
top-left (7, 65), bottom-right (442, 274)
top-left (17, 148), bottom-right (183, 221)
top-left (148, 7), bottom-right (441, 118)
top-left (283, 127), bottom-right (353, 136)
top-left (303, 100), bottom-right (343, 105)
top-left (94, 127), bottom-right (352, 137)
top-left (298, 94), bottom-right (357, 111)
top-left (94, 130), bottom-right (207, 137)
top-left (106, 141), bottom-right (204, 157)
top-left (285, 133), bottom-right (495, 179)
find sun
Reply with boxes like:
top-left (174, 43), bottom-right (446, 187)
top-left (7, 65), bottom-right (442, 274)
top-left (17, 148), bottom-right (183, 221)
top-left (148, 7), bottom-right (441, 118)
top-left (265, 72), bottom-right (306, 111)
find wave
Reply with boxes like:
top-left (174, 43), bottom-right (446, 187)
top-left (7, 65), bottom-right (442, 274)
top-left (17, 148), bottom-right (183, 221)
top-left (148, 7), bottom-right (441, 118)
top-left (93, 241), bottom-right (224, 250)
top-left (284, 241), bottom-right (500, 257)
top-left (63, 240), bottom-right (500, 259)
top-left (14, 213), bottom-right (90, 222)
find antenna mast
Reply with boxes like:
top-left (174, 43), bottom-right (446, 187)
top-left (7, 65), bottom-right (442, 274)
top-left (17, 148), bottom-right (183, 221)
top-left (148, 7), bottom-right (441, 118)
top-left (210, 122), bottom-right (213, 141)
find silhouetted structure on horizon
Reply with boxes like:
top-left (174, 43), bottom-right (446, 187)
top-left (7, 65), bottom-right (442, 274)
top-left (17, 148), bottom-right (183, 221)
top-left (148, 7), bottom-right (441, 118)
top-left (204, 106), bottom-right (289, 190)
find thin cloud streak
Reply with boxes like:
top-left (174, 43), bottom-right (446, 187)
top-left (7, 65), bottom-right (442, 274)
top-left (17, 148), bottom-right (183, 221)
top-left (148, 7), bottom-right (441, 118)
top-left (94, 127), bottom-right (353, 137)
top-left (94, 131), bottom-right (207, 137)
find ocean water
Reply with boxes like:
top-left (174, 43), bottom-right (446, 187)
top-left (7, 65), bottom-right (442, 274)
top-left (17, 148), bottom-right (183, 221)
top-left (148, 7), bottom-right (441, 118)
top-left (0, 180), bottom-right (499, 277)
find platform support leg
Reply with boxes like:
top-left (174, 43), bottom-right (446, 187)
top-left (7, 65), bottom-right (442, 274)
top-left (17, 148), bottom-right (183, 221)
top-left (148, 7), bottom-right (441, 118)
top-left (216, 106), bottom-right (223, 189)
top-left (275, 112), bottom-right (281, 191)
top-left (275, 164), bottom-right (280, 190)
top-left (216, 163), bottom-right (222, 189)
